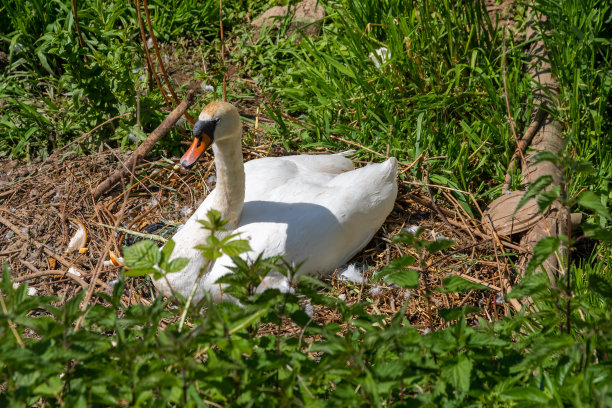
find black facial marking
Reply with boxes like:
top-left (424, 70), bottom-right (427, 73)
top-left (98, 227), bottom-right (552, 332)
top-left (192, 118), bottom-right (219, 141)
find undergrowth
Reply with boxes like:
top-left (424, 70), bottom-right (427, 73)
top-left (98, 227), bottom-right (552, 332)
top-left (2, 196), bottom-right (612, 406)
top-left (1, 0), bottom-right (611, 405)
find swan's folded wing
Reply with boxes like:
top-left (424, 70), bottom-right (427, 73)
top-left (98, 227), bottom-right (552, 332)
top-left (273, 154), bottom-right (354, 174)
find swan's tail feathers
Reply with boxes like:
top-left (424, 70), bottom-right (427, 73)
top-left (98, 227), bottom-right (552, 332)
top-left (382, 157), bottom-right (399, 182)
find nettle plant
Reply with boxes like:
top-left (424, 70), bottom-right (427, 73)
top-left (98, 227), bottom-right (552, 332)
top-left (514, 149), bottom-right (612, 301)
top-left (1, 179), bottom-right (611, 405)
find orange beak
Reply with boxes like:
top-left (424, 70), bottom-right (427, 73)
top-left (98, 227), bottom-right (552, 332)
top-left (180, 132), bottom-right (212, 169)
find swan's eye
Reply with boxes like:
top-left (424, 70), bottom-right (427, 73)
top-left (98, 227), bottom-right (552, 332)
top-left (192, 119), bottom-right (219, 140)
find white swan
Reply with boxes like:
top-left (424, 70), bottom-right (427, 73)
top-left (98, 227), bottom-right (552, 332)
top-left (154, 101), bottom-right (398, 303)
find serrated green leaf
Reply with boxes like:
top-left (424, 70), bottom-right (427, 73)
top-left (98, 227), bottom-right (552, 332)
top-left (32, 376), bottom-right (62, 397)
top-left (195, 246), bottom-right (222, 261)
top-left (582, 223), bottom-right (612, 242)
top-left (526, 236), bottom-right (560, 274)
top-left (531, 150), bottom-right (559, 165)
top-left (438, 275), bottom-right (490, 293)
top-left (123, 240), bottom-right (160, 269)
top-left (502, 386), bottom-right (551, 403)
top-left (578, 191), bottom-right (611, 220)
top-left (423, 238), bottom-right (454, 253)
top-left (506, 272), bottom-right (550, 299)
top-left (160, 238), bottom-right (176, 269)
top-left (376, 255), bottom-right (416, 277)
top-left (536, 185), bottom-right (560, 212)
top-left (441, 354), bottom-right (472, 393)
top-left (510, 336), bottom-right (573, 373)
top-left (206, 234), bottom-right (221, 247)
top-left (468, 331), bottom-right (508, 347)
top-left (384, 269), bottom-right (419, 289)
top-left (514, 175), bottom-right (553, 215)
top-left (222, 239), bottom-right (251, 256)
top-left (166, 257), bottom-right (189, 273)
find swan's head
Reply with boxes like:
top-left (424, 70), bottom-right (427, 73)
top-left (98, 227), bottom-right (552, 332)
top-left (181, 101), bottom-right (241, 169)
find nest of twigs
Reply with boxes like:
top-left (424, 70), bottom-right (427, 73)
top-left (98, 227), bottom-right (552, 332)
top-left (0, 122), bottom-right (523, 332)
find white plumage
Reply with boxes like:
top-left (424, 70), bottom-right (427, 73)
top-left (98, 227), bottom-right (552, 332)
top-left (153, 102), bottom-right (398, 302)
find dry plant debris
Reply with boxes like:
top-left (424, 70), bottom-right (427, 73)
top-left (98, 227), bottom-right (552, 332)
top-left (0, 118), bottom-right (528, 332)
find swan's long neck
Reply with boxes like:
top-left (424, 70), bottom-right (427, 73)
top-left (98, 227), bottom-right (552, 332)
top-left (209, 136), bottom-right (245, 229)
top-left (153, 128), bottom-right (245, 300)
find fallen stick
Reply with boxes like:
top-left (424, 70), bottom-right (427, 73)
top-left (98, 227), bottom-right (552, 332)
top-left (92, 89), bottom-right (196, 200)
top-left (16, 263), bottom-right (89, 290)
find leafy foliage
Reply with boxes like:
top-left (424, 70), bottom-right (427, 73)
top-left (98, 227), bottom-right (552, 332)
top-left (2, 211), bottom-right (612, 405)
top-left (1, 0), bottom-right (611, 405)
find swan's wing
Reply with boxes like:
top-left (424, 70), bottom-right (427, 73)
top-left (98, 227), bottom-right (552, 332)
top-left (238, 157), bottom-right (398, 271)
top-left (276, 154), bottom-right (354, 174)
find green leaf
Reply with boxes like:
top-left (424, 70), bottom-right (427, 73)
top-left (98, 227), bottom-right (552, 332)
top-left (467, 331), bottom-right (508, 347)
top-left (506, 272), bottom-right (550, 299)
top-left (378, 256), bottom-right (416, 274)
top-left (123, 267), bottom-right (158, 277)
top-left (531, 150), bottom-right (559, 165)
top-left (384, 269), bottom-right (419, 289)
top-left (32, 376), bottom-right (62, 398)
top-left (37, 50), bottom-right (55, 75)
top-left (578, 191), bottom-right (611, 220)
top-left (206, 234), bottom-right (221, 247)
top-left (195, 245), bottom-right (223, 261)
top-left (514, 175), bottom-right (553, 215)
top-left (374, 255), bottom-right (419, 288)
top-left (438, 275), bottom-right (490, 293)
top-left (160, 238), bottom-right (176, 269)
top-left (582, 223), bottom-right (612, 242)
top-left (525, 236), bottom-right (560, 275)
top-left (222, 239), bottom-right (251, 256)
top-left (502, 387), bottom-right (551, 403)
top-left (439, 305), bottom-right (480, 321)
top-left (588, 275), bottom-right (612, 303)
top-left (166, 257), bottom-right (189, 273)
top-left (423, 238), bottom-right (454, 253)
top-left (198, 209), bottom-right (228, 231)
top-left (441, 354), bottom-right (472, 394)
top-left (123, 240), bottom-right (161, 269)
top-left (536, 185), bottom-right (560, 212)
top-left (510, 336), bottom-right (573, 373)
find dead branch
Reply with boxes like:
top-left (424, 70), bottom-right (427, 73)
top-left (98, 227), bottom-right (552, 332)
top-left (92, 89), bottom-right (195, 200)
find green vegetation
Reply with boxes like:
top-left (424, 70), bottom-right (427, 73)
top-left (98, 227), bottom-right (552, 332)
top-left (2, 198), bottom-right (612, 406)
top-left (1, 0), bottom-right (611, 406)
